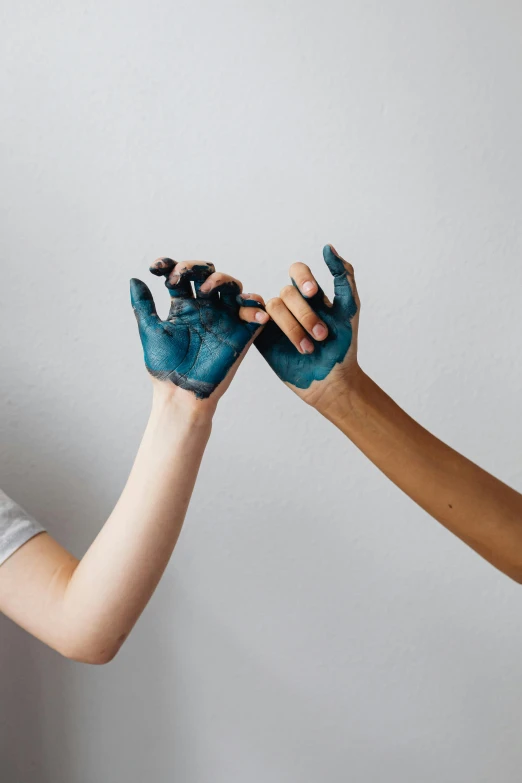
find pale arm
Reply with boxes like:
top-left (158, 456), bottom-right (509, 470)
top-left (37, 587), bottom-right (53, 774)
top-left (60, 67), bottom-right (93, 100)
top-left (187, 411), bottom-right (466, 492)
top-left (0, 386), bottom-right (211, 664)
top-left (0, 257), bottom-right (266, 663)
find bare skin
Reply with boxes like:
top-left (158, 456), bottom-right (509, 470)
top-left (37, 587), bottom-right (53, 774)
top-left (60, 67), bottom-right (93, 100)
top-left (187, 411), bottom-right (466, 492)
top-left (260, 245), bottom-right (522, 583)
top-left (0, 260), bottom-right (266, 663)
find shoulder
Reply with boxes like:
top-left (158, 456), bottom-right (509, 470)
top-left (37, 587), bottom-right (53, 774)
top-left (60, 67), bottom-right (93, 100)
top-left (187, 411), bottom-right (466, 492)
top-left (0, 488), bottom-right (45, 566)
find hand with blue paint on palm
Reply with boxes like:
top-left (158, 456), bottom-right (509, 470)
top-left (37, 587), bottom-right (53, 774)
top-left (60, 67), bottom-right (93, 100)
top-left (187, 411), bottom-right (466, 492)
top-left (256, 244), bottom-right (522, 585)
top-left (130, 258), bottom-right (267, 410)
top-left (255, 244), bottom-right (361, 413)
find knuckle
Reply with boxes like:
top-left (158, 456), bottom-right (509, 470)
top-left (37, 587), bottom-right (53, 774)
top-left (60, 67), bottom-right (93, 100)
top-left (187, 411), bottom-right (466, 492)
top-left (301, 311), bottom-right (318, 328)
top-left (280, 284), bottom-right (295, 299)
top-left (151, 257), bottom-right (170, 270)
top-left (266, 296), bottom-right (283, 313)
top-left (286, 322), bottom-right (305, 339)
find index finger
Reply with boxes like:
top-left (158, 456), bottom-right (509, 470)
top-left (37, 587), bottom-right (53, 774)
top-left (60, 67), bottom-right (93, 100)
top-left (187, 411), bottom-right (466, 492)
top-left (288, 262), bottom-right (320, 299)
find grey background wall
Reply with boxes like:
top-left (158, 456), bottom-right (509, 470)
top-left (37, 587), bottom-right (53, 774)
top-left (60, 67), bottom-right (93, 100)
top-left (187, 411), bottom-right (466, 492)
top-left (1, 1), bottom-right (522, 781)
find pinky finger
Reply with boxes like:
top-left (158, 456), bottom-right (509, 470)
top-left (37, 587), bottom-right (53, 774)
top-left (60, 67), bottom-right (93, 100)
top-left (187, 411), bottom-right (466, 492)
top-left (237, 293), bottom-right (269, 325)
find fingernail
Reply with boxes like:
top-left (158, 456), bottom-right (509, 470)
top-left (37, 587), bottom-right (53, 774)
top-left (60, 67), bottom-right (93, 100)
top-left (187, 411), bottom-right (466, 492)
top-left (302, 281), bottom-right (315, 294)
top-left (199, 283), bottom-right (210, 293)
top-left (313, 323), bottom-right (327, 339)
top-left (255, 311), bottom-right (268, 323)
top-left (300, 337), bottom-right (314, 353)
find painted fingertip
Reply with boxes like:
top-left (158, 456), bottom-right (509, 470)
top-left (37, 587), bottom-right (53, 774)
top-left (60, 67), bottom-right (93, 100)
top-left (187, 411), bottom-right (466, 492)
top-left (255, 310), bottom-right (268, 324)
top-left (130, 277), bottom-right (150, 300)
top-left (150, 258), bottom-right (176, 276)
top-left (323, 244), bottom-right (346, 277)
top-left (323, 244), bottom-right (336, 257)
top-left (300, 337), bottom-right (314, 354)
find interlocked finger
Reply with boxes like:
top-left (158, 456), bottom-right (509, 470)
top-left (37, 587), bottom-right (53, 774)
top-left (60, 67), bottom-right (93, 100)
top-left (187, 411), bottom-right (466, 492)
top-left (265, 297), bottom-right (315, 354)
top-left (169, 261), bottom-right (215, 297)
top-left (279, 285), bottom-right (328, 341)
top-left (237, 293), bottom-right (268, 326)
top-left (199, 271), bottom-right (242, 307)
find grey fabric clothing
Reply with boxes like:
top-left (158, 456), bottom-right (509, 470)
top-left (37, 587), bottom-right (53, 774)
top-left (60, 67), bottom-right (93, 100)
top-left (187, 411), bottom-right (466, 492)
top-left (0, 488), bottom-right (45, 566)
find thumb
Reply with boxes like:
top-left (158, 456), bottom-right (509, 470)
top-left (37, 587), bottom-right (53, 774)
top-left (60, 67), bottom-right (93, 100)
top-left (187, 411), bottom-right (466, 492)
top-left (323, 245), bottom-right (358, 320)
top-left (130, 278), bottom-right (160, 328)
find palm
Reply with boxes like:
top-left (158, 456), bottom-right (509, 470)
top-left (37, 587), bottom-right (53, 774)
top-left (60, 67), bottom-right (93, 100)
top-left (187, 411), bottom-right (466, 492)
top-left (131, 263), bottom-right (258, 399)
top-left (255, 247), bottom-right (358, 401)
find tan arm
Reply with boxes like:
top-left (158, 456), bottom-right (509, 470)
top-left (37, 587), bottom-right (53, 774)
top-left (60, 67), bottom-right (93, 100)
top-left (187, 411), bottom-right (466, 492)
top-left (258, 245), bottom-right (522, 582)
top-left (321, 370), bottom-right (522, 582)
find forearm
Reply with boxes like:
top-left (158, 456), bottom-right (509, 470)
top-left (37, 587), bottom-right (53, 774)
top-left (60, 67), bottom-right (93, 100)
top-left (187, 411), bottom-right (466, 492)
top-left (62, 389), bottom-right (211, 660)
top-left (0, 388), bottom-right (212, 662)
top-left (320, 370), bottom-right (522, 581)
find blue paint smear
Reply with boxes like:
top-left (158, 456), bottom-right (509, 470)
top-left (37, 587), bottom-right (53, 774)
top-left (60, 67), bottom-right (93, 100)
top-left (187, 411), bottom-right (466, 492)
top-left (255, 245), bottom-right (358, 388)
top-left (236, 295), bottom-right (265, 309)
top-left (130, 268), bottom-right (258, 399)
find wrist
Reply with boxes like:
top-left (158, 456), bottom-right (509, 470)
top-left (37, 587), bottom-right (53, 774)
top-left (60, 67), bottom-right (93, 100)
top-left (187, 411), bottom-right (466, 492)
top-left (151, 381), bottom-right (215, 431)
top-left (314, 365), bottom-right (370, 427)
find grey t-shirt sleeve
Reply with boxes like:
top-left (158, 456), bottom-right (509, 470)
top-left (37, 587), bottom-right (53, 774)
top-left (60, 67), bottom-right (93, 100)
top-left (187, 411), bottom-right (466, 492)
top-left (0, 488), bottom-right (45, 566)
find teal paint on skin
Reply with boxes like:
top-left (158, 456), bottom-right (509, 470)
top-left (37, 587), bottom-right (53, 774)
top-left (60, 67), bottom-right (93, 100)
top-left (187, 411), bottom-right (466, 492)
top-left (255, 245), bottom-right (357, 388)
top-left (236, 295), bottom-right (265, 309)
top-left (130, 261), bottom-right (259, 399)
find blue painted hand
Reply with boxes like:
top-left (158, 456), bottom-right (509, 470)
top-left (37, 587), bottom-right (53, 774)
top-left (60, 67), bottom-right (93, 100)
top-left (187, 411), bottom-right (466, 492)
top-left (255, 245), bottom-right (360, 407)
top-left (130, 259), bottom-right (267, 400)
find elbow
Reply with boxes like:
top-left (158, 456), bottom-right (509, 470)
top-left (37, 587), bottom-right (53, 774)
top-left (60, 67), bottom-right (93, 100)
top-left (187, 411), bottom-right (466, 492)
top-left (65, 647), bottom-right (119, 666)
top-left (58, 634), bottom-right (127, 665)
